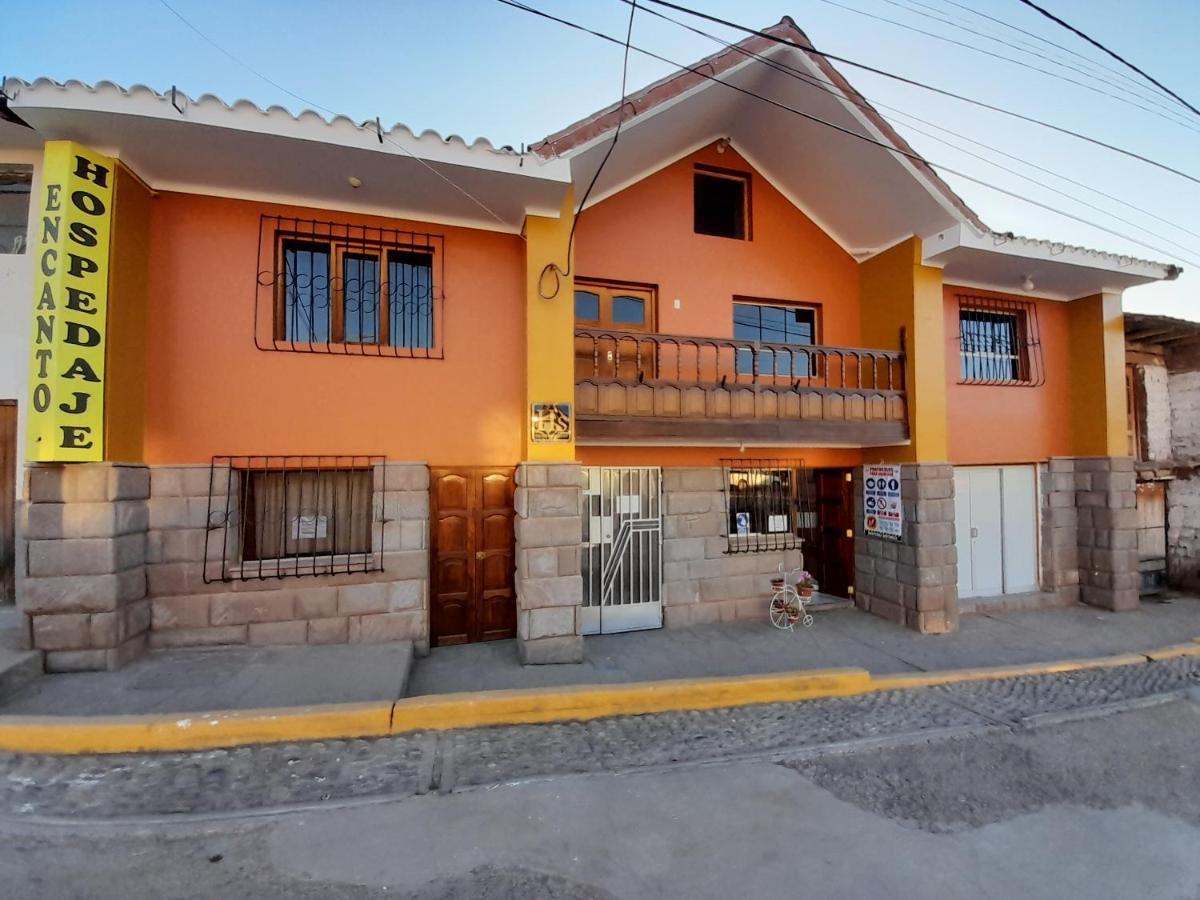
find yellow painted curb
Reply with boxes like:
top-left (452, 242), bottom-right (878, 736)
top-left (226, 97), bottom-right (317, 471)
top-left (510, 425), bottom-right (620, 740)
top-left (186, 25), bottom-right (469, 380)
top-left (0, 638), bottom-right (1196, 756)
top-left (869, 652), bottom-right (1150, 691)
top-left (388, 668), bottom-right (873, 734)
top-left (0, 703), bottom-right (394, 755)
top-left (1144, 643), bottom-right (1200, 661)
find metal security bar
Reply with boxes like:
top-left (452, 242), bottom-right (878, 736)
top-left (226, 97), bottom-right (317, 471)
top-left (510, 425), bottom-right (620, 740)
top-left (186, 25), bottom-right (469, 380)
top-left (581, 467), bottom-right (663, 634)
top-left (255, 215), bottom-right (445, 358)
top-left (957, 293), bottom-right (1044, 386)
top-left (204, 455), bottom-right (386, 582)
top-left (721, 458), bottom-right (811, 554)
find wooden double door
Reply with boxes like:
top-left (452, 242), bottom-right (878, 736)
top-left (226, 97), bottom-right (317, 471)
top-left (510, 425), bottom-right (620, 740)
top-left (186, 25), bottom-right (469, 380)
top-left (430, 467), bottom-right (516, 646)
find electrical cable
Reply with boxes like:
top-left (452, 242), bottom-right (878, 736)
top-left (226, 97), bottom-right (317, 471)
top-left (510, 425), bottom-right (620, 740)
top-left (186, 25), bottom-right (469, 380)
top-left (1015, 0), bottom-right (1200, 119)
top-left (812, 0), bottom-right (1200, 133)
top-left (634, 0), bottom-right (1200, 188)
top-left (499, 0), bottom-right (1189, 265)
top-left (628, 0), bottom-right (1200, 258)
top-left (927, 0), bottom-right (1164, 97)
top-left (539, 0), bottom-right (639, 299)
top-left (876, 0), bottom-right (1198, 123)
top-left (156, 0), bottom-right (516, 231)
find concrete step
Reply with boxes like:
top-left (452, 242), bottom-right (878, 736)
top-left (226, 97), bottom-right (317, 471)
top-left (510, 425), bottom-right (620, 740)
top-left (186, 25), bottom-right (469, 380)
top-left (959, 591), bottom-right (1073, 617)
top-left (0, 648), bottom-right (43, 703)
top-left (0, 606), bottom-right (30, 652)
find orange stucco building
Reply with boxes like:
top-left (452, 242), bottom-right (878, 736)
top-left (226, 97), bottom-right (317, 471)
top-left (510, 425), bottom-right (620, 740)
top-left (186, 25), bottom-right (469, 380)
top-left (0, 19), bottom-right (1179, 671)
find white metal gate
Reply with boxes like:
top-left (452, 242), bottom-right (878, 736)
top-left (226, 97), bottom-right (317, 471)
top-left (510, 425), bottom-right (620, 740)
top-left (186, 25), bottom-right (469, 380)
top-left (581, 467), bottom-right (663, 635)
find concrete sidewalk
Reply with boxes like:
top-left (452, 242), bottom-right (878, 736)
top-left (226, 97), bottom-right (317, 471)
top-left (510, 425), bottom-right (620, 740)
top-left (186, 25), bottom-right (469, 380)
top-left (409, 596), bottom-right (1200, 696)
top-left (0, 642), bottom-right (414, 716)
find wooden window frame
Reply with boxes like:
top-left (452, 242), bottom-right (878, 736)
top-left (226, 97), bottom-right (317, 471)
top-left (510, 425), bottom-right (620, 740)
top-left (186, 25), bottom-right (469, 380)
top-left (273, 233), bottom-right (439, 350)
top-left (694, 164), bottom-right (752, 241)
top-left (732, 297), bottom-right (821, 377)
top-left (574, 278), bottom-right (658, 333)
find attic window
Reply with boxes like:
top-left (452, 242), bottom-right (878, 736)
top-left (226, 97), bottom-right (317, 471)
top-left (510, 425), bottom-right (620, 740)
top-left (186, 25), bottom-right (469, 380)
top-left (694, 166), bottom-right (749, 240)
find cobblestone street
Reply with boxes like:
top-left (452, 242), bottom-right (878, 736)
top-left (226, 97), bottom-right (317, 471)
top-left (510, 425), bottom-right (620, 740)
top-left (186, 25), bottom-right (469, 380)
top-left (3, 656), bottom-right (1198, 821)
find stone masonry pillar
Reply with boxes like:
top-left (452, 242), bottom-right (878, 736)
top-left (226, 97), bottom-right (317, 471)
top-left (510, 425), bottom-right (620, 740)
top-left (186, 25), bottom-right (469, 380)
top-left (1074, 456), bottom-right (1139, 611)
top-left (20, 462), bottom-right (150, 671)
top-left (514, 461), bottom-right (584, 664)
top-left (854, 463), bottom-right (958, 634)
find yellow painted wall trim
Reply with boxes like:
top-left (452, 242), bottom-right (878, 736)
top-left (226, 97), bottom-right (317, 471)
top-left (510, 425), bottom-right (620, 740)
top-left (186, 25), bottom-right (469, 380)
top-left (524, 191), bottom-right (577, 461)
top-left (858, 237), bottom-right (948, 463)
top-left (1068, 291), bottom-right (1127, 457)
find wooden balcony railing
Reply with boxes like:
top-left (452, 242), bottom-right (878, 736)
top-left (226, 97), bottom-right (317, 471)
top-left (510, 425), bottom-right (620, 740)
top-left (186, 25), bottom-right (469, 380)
top-left (574, 327), bottom-right (909, 446)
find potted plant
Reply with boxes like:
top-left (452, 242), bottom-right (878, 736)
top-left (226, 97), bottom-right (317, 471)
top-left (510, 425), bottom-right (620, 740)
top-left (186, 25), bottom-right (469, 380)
top-left (795, 571), bottom-right (819, 599)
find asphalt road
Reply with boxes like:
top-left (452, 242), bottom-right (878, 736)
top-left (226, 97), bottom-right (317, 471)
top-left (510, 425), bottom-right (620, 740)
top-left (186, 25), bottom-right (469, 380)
top-left (3, 693), bottom-right (1199, 899)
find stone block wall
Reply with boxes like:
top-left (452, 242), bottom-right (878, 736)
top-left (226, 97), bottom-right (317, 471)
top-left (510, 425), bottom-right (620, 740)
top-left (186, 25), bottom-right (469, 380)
top-left (20, 463), bottom-right (150, 671)
top-left (1169, 370), bottom-right (1200, 458)
top-left (1167, 471), bottom-right (1200, 589)
top-left (146, 462), bottom-right (431, 652)
top-left (514, 462), bottom-right (584, 664)
top-left (1041, 459), bottom-right (1081, 606)
top-left (661, 468), bottom-right (802, 627)
top-left (853, 463), bottom-right (958, 635)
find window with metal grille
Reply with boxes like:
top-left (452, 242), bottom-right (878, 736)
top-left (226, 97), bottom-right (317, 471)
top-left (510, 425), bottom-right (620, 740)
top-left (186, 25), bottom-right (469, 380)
top-left (204, 455), bottom-right (386, 582)
top-left (957, 294), bottom-right (1044, 386)
top-left (721, 459), bottom-right (811, 553)
top-left (0, 164), bottom-right (33, 255)
top-left (256, 216), bottom-right (443, 357)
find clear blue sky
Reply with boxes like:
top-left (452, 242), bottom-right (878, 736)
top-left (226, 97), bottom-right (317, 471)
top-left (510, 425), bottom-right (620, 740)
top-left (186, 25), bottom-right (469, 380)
top-left (4, 0), bottom-right (1197, 315)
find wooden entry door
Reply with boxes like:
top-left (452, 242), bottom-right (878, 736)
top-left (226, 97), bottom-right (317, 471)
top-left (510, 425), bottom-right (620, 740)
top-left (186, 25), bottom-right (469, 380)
top-left (814, 469), bottom-right (855, 599)
top-left (430, 467), bottom-right (516, 646)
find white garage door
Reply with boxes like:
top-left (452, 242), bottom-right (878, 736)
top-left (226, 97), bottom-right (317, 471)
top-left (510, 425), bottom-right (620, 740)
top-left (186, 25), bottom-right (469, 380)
top-left (954, 465), bottom-right (1038, 599)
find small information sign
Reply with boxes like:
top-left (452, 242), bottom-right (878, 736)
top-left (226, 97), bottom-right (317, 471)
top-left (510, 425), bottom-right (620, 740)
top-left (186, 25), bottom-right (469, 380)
top-left (863, 464), bottom-right (902, 540)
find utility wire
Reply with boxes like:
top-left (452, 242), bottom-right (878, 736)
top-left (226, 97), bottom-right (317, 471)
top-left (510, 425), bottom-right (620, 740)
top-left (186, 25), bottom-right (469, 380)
top-left (631, 0), bottom-right (1200, 255)
top-left (155, 0), bottom-right (516, 230)
top-left (815, 0), bottom-right (1200, 132)
top-left (879, 0), bottom-right (1196, 122)
top-left (539, 0), bottom-right (639, 299)
top-left (501, 0), bottom-right (1188, 265)
top-left (1015, 0), bottom-right (1200, 118)
top-left (635, 0), bottom-right (1200, 188)
top-left (921, 0), bottom-right (1161, 96)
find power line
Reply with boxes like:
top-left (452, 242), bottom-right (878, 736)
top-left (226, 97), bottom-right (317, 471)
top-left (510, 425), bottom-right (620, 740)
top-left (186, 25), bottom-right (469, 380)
top-left (500, 0), bottom-right (1189, 265)
top-left (155, 0), bottom-right (516, 230)
top-left (630, 0), bottom-right (1200, 255)
top-left (878, 0), bottom-right (1197, 123)
top-left (922, 0), bottom-right (1163, 97)
top-left (636, 0), bottom-right (1200, 188)
top-left (540, 0), bottom-right (640, 299)
top-left (814, 0), bottom-right (1200, 133)
top-left (1015, 0), bottom-right (1200, 118)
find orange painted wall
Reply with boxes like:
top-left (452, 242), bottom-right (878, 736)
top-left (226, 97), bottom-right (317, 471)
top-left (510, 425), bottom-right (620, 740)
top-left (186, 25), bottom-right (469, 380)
top-left (944, 284), bottom-right (1074, 464)
top-left (573, 142), bottom-right (863, 468)
top-left (144, 193), bottom-right (526, 466)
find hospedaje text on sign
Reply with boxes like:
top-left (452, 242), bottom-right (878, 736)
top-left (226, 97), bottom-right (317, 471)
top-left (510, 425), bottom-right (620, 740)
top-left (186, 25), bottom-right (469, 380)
top-left (27, 141), bottom-right (114, 462)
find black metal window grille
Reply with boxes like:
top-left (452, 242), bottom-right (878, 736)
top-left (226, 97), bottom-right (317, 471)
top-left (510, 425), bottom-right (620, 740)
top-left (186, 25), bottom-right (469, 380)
top-left (0, 164), bottom-right (33, 255)
top-left (957, 294), bottom-right (1044, 386)
top-left (204, 455), bottom-right (386, 582)
top-left (721, 458), bottom-right (812, 554)
top-left (256, 215), bottom-right (444, 358)
top-left (733, 301), bottom-right (817, 376)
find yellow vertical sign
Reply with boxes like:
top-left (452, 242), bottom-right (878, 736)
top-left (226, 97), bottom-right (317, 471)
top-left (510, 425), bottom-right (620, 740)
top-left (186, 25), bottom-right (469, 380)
top-left (27, 141), bottom-right (114, 462)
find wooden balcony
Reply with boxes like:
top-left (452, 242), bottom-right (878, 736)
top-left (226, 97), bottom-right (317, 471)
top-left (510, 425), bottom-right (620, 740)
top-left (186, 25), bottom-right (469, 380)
top-left (574, 328), bottom-right (909, 446)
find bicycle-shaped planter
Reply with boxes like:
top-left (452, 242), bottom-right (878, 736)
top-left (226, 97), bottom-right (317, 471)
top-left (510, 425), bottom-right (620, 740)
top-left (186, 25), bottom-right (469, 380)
top-left (769, 564), bottom-right (816, 631)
